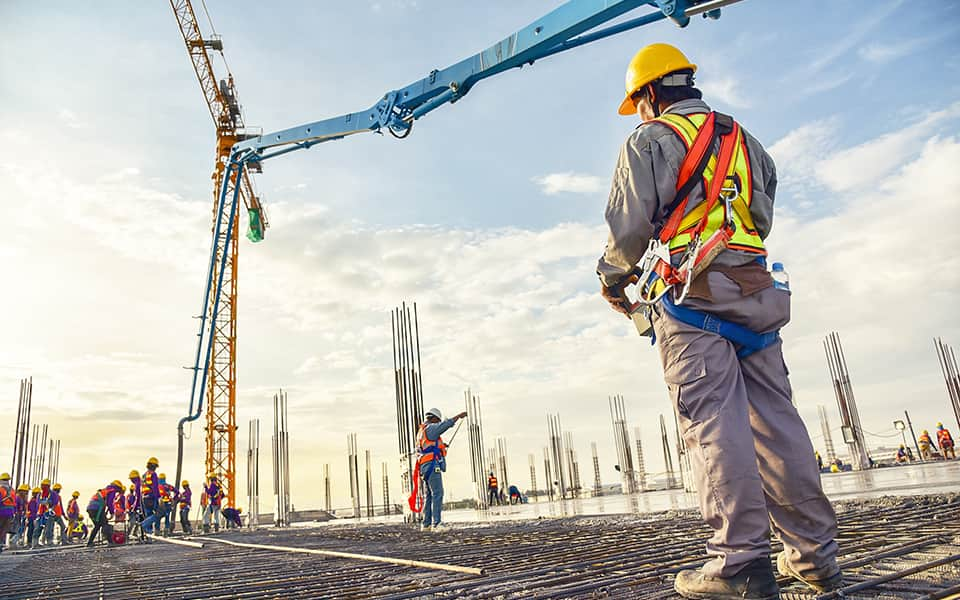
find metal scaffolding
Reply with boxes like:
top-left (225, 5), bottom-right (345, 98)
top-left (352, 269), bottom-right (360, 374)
top-left (824, 332), bottom-right (871, 470)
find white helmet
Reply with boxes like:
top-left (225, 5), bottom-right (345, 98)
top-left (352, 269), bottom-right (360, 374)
top-left (425, 408), bottom-right (442, 420)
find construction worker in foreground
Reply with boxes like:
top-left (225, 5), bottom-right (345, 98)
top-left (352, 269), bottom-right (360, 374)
top-left (598, 44), bottom-right (840, 599)
top-left (487, 472), bottom-right (499, 506)
top-left (936, 423), bottom-right (955, 459)
top-left (416, 407), bottom-right (467, 532)
top-left (0, 473), bottom-right (14, 552)
top-left (179, 480), bottom-right (193, 534)
top-left (919, 430), bottom-right (937, 460)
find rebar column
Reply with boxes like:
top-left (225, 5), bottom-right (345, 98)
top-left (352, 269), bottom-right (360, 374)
top-left (547, 414), bottom-right (568, 499)
top-left (392, 302), bottom-right (426, 522)
top-left (496, 437), bottom-right (509, 494)
top-left (824, 332), bottom-right (870, 470)
top-left (660, 414), bottom-right (677, 489)
top-left (609, 395), bottom-right (637, 494)
top-left (347, 433), bottom-right (360, 519)
top-left (11, 377), bottom-right (33, 489)
top-left (246, 419), bottom-right (259, 526)
top-left (382, 462), bottom-right (390, 516)
top-left (323, 463), bottom-right (332, 512)
top-left (633, 427), bottom-right (647, 492)
top-left (818, 405), bottom-right (837, 464)
top-left (591, 442), bottom-right (602, 496)
top-left (465, 390), bottom-right (487, 509)
top-left (272, 391), bottom-right (291, 526)
top-left (542, 447), bottom-right (554, 501)
top-left (934, 337), bottom-right (960, 432)
top-left (528, 453), bottom-right (538, 502)
top-left (364, 450), bottom-right (374, 518)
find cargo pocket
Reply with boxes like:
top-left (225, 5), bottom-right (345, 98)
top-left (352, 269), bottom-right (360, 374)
top-left (663, 354), bottom-right (707, 419)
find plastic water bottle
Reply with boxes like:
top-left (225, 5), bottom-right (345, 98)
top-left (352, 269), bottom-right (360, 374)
top-left (771, 262), bottom-right (790, 291)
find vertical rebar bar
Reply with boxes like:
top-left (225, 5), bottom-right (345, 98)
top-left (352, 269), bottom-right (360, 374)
top-left (633, 427), bottom-right (646, 492)
top-left (818, 405), bottom-right (837, 464)
top-left (825, 332), bottom-right (870, 470)
top-left (324, 463), bottom-right (331, 512)
top-left (382, 462), bottom-right (390, 516)
top-left (365, 450), bottom-right (374, 518)
top-left (528, 453), bottom-right (538, 502)
top-left (660, 414), bottom-right (676, 488)
top-left (591, 442), bottom-right (602, 496)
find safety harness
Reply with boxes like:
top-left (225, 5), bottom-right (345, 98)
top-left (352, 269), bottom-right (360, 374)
top-left (624, 111), bottom-right (780, 359)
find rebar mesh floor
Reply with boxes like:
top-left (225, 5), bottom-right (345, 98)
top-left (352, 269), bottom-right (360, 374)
top-left (2, 495), bottom-right (958, 599)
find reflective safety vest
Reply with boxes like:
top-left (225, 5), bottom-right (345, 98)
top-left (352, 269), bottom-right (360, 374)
top-left (652, 112), bottom-right (766, 257)
top-left (142, 471), bottom-right (158, 499)
top-left (938, 429), bottom-right (954, 447)
top-left (416, 424), bottom-right (447, 469)
top-left (919, 432), bottom-right (932, 445)
top-left (488, 475), bottom-right (498, 489)
top-left (37, 489), bottom-right (51, 516)
top-left (67, 498), bottom-right (79, 519)
top-left (0, 485), bottom-right (15, 510)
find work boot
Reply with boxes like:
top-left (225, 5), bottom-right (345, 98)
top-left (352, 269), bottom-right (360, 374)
top-left (674, 559), bottom-right (780, 600)
top-left (419, 524), bottom-right (431, 532)
top-left (203, 525), bottom-right (210, 534)
top-left (777, 552), bottom-right (843, 593)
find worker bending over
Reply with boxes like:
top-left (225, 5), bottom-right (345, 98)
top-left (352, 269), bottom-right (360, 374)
top-left (919, 430), bottom-right (938, 460)
top-left (937, 423), bottom-right (955, 459)
top-left (86, 481), bottom-right (123, 547)
top-left (222, 506), bottom-right (242, 528)
top-left (416, 407), bottom-right (467, 531)
top-left (598, 44), bottom-right (840, 599)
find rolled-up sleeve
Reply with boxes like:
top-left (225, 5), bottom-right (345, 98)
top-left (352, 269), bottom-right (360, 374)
top-left (597, 134), bottom-right (663, 287)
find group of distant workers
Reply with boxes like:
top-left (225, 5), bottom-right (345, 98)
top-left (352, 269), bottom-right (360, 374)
top-left (486, 472), bottom-right (525, 506)
top-left (0, 457), bottom-right (244, 552)
top-left (897, 423), bottom-right (955, 463)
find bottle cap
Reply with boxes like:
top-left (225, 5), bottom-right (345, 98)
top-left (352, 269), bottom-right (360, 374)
top-left (772, 262), bottom-right (784, 272)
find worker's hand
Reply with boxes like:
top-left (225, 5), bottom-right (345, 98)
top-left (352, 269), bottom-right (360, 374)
top-left (601, 274), bottom-right (638, 318)
top-left (455, 411), bottom-right (468, 420)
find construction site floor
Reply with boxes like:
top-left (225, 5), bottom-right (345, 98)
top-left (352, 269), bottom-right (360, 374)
top-left (2, 494), bottom-right (958, 599)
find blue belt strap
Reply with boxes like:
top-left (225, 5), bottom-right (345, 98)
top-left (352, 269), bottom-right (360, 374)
top-left (661, 296), bottom-right (779, 359)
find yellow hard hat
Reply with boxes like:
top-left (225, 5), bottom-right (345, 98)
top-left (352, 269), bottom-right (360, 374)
top-left (182, 480), bottom-right (190, 487)
top-left (110, 480), bottom-right (124, 490)
top-left (147, 457), bottom-right (159, 466)
top-left (129, 485), bottom-right (136, 492)
top-left (937, 422), bottom-right (944, 428)
top-left (53, 483), bottom-right (62, 490)
top-left (41, 478), bottom-right (51, 486)
top-left (618, 43), bottom-right (697, 116)
top-left (922, 429), bottom-right (929, 434)
top-left (72, 491), bottom-right (80, 497)
top-left (237, 507), bottom-right (243, 513)
top-left (18, 484), bottom-right (29, 492)
top-left (129, 469), bottom-right (140, 479)
top-left (0, 472), bottom-right (9, 481)
top-left (32, 487), bottom-right (41, 494)
top-left (78, 514), bottom-right (84, 521)
top-left (159, 473), bottom-right (166, 480)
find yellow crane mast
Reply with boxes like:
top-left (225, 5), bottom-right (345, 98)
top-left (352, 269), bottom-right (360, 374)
top-left (170, 0), bottom-right (268, 509)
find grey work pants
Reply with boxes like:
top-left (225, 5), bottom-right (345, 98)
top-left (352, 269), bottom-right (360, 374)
top-left (652, 270), bottom-right (838, 579)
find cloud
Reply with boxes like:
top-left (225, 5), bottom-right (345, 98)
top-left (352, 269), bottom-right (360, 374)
top-left (57, 108), bottom-right (88, 129)
top-left (532, 172), bottom-right (606, 196)
top-left (699, 76), bottom-right (751, 109)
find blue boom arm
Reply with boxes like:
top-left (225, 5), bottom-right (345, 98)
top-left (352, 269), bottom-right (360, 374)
top-left (176, 0), bottom-right (741, 480)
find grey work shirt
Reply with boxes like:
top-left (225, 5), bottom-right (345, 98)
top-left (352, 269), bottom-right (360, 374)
top-left (419, 418), bottom-right (456, 476)
top-left (597, 99), bottom-right (778, 287)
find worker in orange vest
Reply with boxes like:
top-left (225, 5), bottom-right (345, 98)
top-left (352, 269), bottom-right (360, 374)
top-left (486, 472), bottom-right (499, 506)
top-left (416, 407), bottom-right (467, 532)
top-left (918, 430), bottom-right (937, 459)
top-left (0, 473), bottom-right (15, 552)
top-left (599, 44), bottom-right (840, 599)
top-left (937, 423), bottom-right (955, 459)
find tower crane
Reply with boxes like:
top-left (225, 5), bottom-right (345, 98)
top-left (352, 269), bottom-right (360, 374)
top-left (170, 0), bottom-right (268, 508)
top-left (173, 0), bottom-right (744, 495)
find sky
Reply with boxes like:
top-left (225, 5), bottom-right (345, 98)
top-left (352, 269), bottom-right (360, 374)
top-left (1, 0), bottom-right (959, 515)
